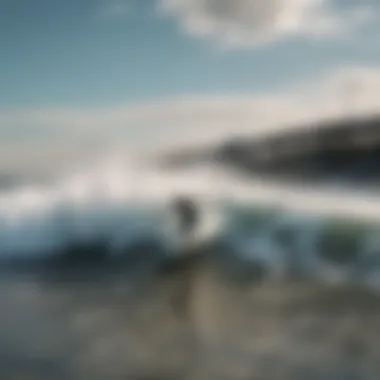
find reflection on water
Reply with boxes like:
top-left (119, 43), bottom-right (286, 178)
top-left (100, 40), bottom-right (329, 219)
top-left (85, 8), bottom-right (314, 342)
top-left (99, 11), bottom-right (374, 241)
top-left (1, 258), bottom-right (380, 380)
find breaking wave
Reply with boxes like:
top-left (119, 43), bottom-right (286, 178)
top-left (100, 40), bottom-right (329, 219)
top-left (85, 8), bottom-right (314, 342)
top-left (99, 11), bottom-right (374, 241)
top-left (0, 156), bottom-right (225, 262)
top-left (1, 154), bottom-right (380, 292)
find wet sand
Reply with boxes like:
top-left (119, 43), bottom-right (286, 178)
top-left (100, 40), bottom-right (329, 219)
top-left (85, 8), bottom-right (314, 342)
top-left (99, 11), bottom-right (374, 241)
top-left (1, 258), bottom-right (380, 380)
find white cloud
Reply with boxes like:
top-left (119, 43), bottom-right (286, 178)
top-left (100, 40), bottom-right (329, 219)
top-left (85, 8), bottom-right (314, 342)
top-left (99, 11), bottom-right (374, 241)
top-left (1, 65), bottom-right (380, 174)
top-left (158, 0), bottom-right (376, 47)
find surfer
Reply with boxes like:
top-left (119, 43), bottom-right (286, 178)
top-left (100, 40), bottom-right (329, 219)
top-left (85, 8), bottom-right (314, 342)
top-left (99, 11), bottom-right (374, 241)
top-left (171, 196), bottom-right (199, 242)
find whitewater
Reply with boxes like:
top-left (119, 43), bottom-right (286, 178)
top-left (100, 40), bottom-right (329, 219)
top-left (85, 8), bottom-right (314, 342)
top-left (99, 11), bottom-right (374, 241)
top-left (1, 153), bottom-right (380, 291)
top-left (0, 155), bottom-right (227, 260)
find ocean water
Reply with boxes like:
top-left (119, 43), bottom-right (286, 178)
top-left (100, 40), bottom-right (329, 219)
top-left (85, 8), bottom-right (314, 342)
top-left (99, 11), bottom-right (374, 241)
top-left (0, 158), bottom-right (217, 260)
top-left (1, 155), bottom-right (380, 378)
top-left (0, 155), bottom-right (380, 286)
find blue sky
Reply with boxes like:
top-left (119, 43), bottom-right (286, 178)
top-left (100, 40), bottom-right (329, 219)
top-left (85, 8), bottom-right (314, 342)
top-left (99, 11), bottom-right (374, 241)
top-left (1, 0), bottom-right (380, 173)
top-left (1, 0), bottom-right (379, 107)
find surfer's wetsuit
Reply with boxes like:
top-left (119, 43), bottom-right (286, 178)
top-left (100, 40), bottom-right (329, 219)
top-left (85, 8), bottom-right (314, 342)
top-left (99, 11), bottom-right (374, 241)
top-left (159, 196), bottom-right (200, 267)
top-left (172, 197), bottom-right (199, 240)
